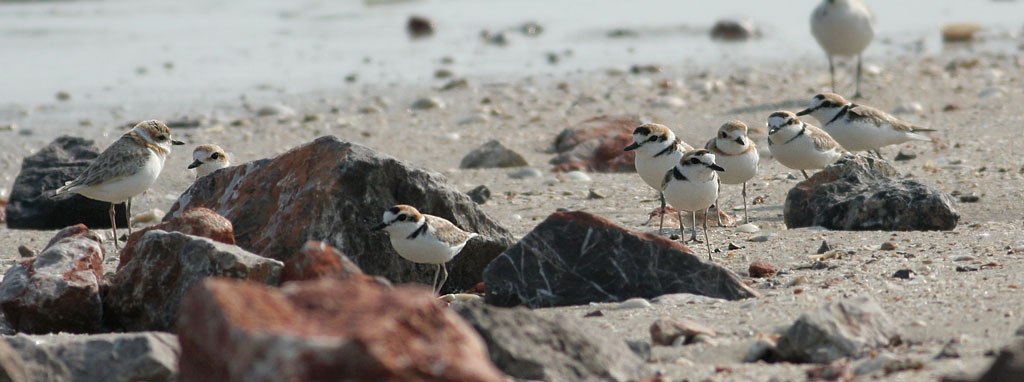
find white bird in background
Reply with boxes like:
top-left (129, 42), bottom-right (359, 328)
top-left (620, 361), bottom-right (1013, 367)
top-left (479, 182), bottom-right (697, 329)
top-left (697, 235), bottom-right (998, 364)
top-left (810, 0), bottom-right (876, 98)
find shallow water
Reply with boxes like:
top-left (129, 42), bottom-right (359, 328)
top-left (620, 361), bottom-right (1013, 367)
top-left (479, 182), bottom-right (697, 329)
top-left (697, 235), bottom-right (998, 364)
top-left (0, 0), bottom-right (1020, 115)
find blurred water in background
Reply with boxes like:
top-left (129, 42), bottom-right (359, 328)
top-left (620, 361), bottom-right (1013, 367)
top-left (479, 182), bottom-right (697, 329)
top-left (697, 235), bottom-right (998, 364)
top-left (0, 0), bottom-right (1021, 113)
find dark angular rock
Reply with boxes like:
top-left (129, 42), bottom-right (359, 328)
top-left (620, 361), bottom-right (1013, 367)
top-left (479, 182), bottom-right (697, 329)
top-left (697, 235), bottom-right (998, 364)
top-left (117, 207), bottom-right (235, 271)
top-left (280, 241), bottom-right (363, 283)
top-left (0, 336), bottom-right (69, 382)
top-left (163, 136), bottom-right (514, 294)
top-left (3, 332), bottom-right (179, 382)
top-left (776, 295), bottom-right (901, 363)
top-left (467, 185), bottom-right (491, 205)
top-left (177, 277), bottom-right (503, 382)
top-left (6, 136), bottom-right (127, 229)
top-left (784, 155), bottom-right (959, 231)
top-left (550, 115), bottom-right (641, 173)
top-left (454, 302), bottom-right (648, 382)
top-left (483, 211), bottom-right (759, 308)
top-left (892, 269), bottom-right (915, 279)
top-left (978, 339), bottom-right (1024, 382)
top-left (0, 224), bottom-right (104, 334)
top-left (460, 140), bottom-right (529, 169)
top-left (104, 230), bottom-right (282, 331)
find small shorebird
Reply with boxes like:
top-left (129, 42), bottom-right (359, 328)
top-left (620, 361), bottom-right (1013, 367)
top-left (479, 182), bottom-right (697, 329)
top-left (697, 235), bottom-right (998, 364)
top-left (705, 121), bottom-right (759, 224)
top-left (188, 144), bottom-right (230, 178)
top-left (767, 111), bottom-right (845, 179)
top-left (53, 120), bottom-right (184, 249)
top-left (624, 123), bottom-right (693, 235)
top-left (810, 0), bottom-right (876, 98)
top-left (797, 93), bottom-right (934, 158)
top-left (372, 205), bottom-right (477, 294)
top-left (662, 149), bottom-right (725, 259)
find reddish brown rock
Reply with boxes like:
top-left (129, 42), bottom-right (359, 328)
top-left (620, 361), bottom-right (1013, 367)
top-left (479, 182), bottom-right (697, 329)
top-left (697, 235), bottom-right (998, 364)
top-left (650, 317), bottom-right (717, 346)
top-left (748, 260), bottom-right (778, 278)
top-left (118, 207), bottom-right (234, 271)
top-left (105, 230), bottom-right (282, 331)
top-left (0, 224), bottom-right (104, 333)
top-left (281, 241), bottom-right (363, 283)
top-left (550, 115), bottom-right (642, 173)
top-left (484, 210), bottom-right (760, 307)
top-left (163, 136), bottom-right (514, 294)
top-left (178, 277), bottom-right (504, 382)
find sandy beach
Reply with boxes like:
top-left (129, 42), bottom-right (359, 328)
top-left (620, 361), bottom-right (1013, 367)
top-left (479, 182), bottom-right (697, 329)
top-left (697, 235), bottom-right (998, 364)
top-left (2, 0), bottom-right (1024, 380)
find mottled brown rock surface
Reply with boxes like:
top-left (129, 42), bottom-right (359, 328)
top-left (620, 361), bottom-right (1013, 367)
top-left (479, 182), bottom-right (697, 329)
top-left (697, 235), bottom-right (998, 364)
top-left (0, 224), bottom-right (104, 333)
top-left (484, 211), bottom-right (759, 307)
top-left (280, 241), bottom-right (363, 283)
top-left (550, 115), bottom-right (641, 173)
top-left (177, 277), bottom-right (504, 382)
top-left (163, 136), bottom-right (514, 293)
top-left (118, 207), bottom-right (234, 271)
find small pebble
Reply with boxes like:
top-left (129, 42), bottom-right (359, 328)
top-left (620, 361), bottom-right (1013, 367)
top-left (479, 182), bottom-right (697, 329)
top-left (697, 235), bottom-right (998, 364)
top-left (458, 113), bottom-right (489, 125)
top-left (56, 91), bottom-right (71, 101)
top-left (894, 151), bottom-right (917, 161)
top-left (467, 185), bottom-right (491, 204)
top-left (563, 171), bottom-right (591, 182)
top-left (880, 242), bottom-right (897, 251)
top-left (586, 189), bottom-right (605, 199)
top-left (411, 97), bottom-right (445, 110)
top-left (616, 297), bottom-right (651, 310)
top-left (748, 233), bottom-right (775, 243)
top-left (508, 167), bottom-right (542, 179)
top-left (817, 240), bottom-right (833, 254)
top-left (735, 223), bottom-right (760, 233)
top-left (892, 102), bottom-right (923, 114)
top-left (959, 193), bottom-right (980, 203)
top-left (131, 209), bottom-right (165, 224)
top-left (17, 245), bottom-right (35, 258)
top-left (892, 269), bottom-right (915, 279)
top-left (441, 132), bottom-right (460, 142)
top-left (256, 104), bottom-right (296, 117)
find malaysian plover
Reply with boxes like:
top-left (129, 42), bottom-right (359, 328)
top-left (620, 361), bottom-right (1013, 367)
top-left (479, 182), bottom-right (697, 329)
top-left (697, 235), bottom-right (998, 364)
top-left (705, 121), bottom-right (759, 224)
top-left (767, 111), bottom-right (845, 179)
top-left (188, 144), bottom-right (230, 178)
top-left (372, 205), bottom-right (477, 294)
top-left (797, 93), bottom-right (934, 158)
top-left (53, 120), bottom-right (184, 249)
top-left (624, 123), bottom-right (694, 235)
top-left (811, 0), bottom-right (876, 97)
top-left (662, 149), bottom-right (725, 259)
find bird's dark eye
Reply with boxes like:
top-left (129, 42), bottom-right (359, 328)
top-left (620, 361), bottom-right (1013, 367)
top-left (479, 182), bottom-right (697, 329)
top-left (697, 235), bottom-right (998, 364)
top-left (157, 135), bottom-right (167, 141)
top-left (211, 153), bottom-right (220, 159)
top-left (690, 158), bottom-right (700, 164)
top-left (720, 132), bottom-right (727, 138)
top-left (396, 214), bottom-right (406, 221)
top-left (647, 136), bottom-right (658, 142)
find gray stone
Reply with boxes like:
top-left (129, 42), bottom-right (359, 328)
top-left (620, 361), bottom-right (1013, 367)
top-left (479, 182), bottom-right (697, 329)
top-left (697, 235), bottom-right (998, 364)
top-left (775, 295), bottom-right (901, 363)
top-left (460, 140), bottom-right (529, 169)
top-left (411, 97), bottom-right (444, 110)
top-left (484, 211), bottom-right (759, 308)
top-left (467, 185), bottom-right (491, 204)
top-left (508, 167), bottom-right (542, 179)
top-left (784, 155), bottom-right (959, 231)
top-left (710, 19), bottom-right (759, 40)
top-left (3, 332), bottom-right (178, 382)
top-left (453, 302), bottom-right (649, 382)
top-left (6, 136), bottom-right (128, 229)
top-left (163, 136), bottom-right (514, 294)
top-left (104, 230), bottom-right (283, 331)
top-left (0, 336), bottom-right (68, 382)
top-left (978, 339), bottom-right (1024, 382)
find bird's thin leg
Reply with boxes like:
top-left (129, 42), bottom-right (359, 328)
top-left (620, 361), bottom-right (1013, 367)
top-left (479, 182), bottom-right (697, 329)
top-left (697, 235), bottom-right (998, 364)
top-left (677, 210), bottom-right (685, 242)
top-left (687, 211), bottom-right (702, 243)
top-left (431, 265), bottom-right (441, 294)
top-left (742, 182), bottom-right (749, 224)
top-left (438, 264), bottom-right (449, 295)
top-left (109, 203), bottom-right (119, 251)
top-left (658, 192), bottom-right (666, 236)
top-left (801, 170), bottom-right (809, 179)
top-left (828, 54), bottom-right (836, 93)
top-left (126, 198), bottom-right (133, 236)
top-left (703, 207), bottom-right (712, 260)
top-left (714, 178), bottom-right (722, 226)
top-left (853, 54), bottom-right (863, 99)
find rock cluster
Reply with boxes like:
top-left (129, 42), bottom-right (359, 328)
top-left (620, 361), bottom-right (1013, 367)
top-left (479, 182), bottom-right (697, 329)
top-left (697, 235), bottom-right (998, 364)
top-left (550, 115), bottom-right (641, 173)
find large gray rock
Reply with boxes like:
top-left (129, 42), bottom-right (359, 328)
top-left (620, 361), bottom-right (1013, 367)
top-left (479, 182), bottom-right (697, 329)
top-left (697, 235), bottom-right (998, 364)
top-left (453, 302), bottom-right (648, 382)
top-left (460, 140), bottom-right (529, 169)
top-left (0, 225), bottom-right (104, 334)
top-left (784, 155), bottom-right (959, 230)
top-left (163, 136), bottom-right (514, 294)
top-left (775, 295), bottom-right (901, 363)
top-left (104, 230), bottom-right (283, 331)
top-left (6, 136), bottom-right (127, 229)
top-left (483, 211), bottom-right (759, 308)
top-left (978, 339), bottom-right (1024, 382)
top-left (2, 332), bottom-right (178, 382)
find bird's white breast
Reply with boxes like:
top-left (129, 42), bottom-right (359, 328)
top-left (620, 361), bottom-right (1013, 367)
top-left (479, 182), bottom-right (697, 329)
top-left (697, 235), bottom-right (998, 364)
top-left (770, 135), bottom-right (841, 170)
top-left (811, 2), bottom-right (875, 56)
top-left (663, 173), bottom-right (719, 212)
top-left (389, 229), bottom-right (462, 264)
top-left (635, 150), bottom-right (682, 191)
top-left (76, 149), bottom-right (163, 203)
top-left (715, 150), bottom-right (759, 185)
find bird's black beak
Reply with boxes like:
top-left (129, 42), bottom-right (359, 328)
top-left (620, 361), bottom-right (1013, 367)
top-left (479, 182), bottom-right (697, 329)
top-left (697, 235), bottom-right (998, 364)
top-left (795, 108), bottom-right (812, 116)
top-left (709, 164), bottom-right (725, 172)
top-left (187, 159), bottom-right (202, 169)
top-left (734, 137), bottom-right (745, 145)
top-left (371, 222), bottom-right (388, 231)
top-left (624, 142), bottom-right (640, 151)
top-left (172, 140), bottom-right (186, 146)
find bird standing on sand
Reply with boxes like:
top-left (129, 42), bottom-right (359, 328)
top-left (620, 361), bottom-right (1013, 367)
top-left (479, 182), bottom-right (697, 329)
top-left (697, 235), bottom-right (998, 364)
top-left (661, 149), bottom-right (725, 259)
top-left (796, 93), bottom-right (934, 158)
top-left (705, 121), bottom-right (759, 224)
top-left (811, 0), bottom-right (876, 98)
top-left (624, 123), bottom-right (694, 235)
top-left (53, 120), bottom-right (184, 249)
top-left (372, 205), bottom-right (477, 294)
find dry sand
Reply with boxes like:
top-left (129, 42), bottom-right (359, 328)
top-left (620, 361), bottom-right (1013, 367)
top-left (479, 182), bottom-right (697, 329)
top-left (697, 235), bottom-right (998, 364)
top-left (2, 50), bottom-right (1024, 381)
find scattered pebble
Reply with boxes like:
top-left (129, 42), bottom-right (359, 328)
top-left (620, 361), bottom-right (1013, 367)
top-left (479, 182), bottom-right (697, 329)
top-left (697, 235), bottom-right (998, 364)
top-left (817, 240), bottom-right (833, 254)
top-left (586, 189), bottom-right (605, 199)
top-left (748, 233), bottom-right (776, 243)
top-left (893, 151), bottom-right (917, 161)
top-left (892, 269), bottom-right (915, 279)
top-left (955, 266), bottom-right (979, 272)
top-left (880, 242), bottom-right (897, 251)
top-left (411, 97), bottom-right (445, 110)
top-left (441, 78), bottom-right (470, 91)
top-left (735, 223), bottom-right (760, 233)
top-left (563, 171), bottom-right (591, 182)
top-left (958, 193), bottom-right (980, 203)
top-left (434, 69), bottom-right (453, 79)
top-left (978, 87), bottom-right (1005, 99)
top-left (56, 91), bottom-right (71, 101)
top-left (467, 185), bottom-right (491, 204)
top-left (0, 124), bottom-right (16, 132)
top-left (616, 297), bottom-right (651, 310)
top-left (941, 23), bottom-right (982, 42)
top-left (892, 102), bottom-right (923, 115)
top-left (508, 167), bottom-right (543, 179)
top-left (710, 19), bottom-right (759, 41)
top-left (256, 104), bottom-right (296, 117)
top-left (749, 261), bottom-right (778, 278)
top-left (649, 96), bottom-right (685, 108)
top-left (584, 310), bottom-right (604, 317)
top-left (17, 245), bottom-right (35, 258)
top-left (406, 15), bottom-right (435, 37)
top-left (441, 132), bottom-right (461, 142)
top-left (131, 209), bottom-right (165, 225)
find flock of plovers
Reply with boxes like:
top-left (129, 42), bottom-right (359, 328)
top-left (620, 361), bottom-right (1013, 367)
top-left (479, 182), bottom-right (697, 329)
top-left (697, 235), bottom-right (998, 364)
top-left (51, 0), bottom-right (934, 294)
